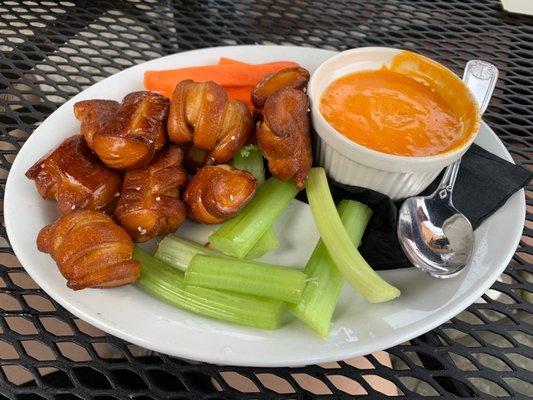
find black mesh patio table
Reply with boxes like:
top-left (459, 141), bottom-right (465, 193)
top-left (1, 0), bottom-right (532, 398)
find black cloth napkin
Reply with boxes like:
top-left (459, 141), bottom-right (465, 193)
top-left (298, 143), bottom-right (532, 270)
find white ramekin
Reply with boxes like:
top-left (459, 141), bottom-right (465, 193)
top-left (308, 47), bottom-right (479, 200)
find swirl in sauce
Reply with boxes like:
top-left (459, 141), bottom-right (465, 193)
top-left (320, 68), bottom-right (466, 156)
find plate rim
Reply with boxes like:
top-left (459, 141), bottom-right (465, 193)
top-left (5, 45), bottom-right (526, 366)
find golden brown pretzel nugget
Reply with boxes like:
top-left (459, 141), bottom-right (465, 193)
top-left (25, 135), bottom-right (123, 214)
top-left (167, 80), bottom-right (253, 164)
top-left (256, 87), bottom-right (312, 188)
top-left (92, 91), bottom-right (169, 170)
top-left (114, 145), bottom-right (188, 242)
top-left (183, 164), bottom-right (256, 224)
top-left (37, 210), bottom-right (140, 290)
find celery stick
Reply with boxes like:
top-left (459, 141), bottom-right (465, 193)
top-left (289, 200), bottom-right (372, 337)
top-left (232, 145), bottom-right (279, 257)
top-left (185, 254), bottom-right (306, 303)
top-left (155, 234), bottom-right (225, 271)
top-left (155, 232), bottom-right (278, 269)
top-left (306, 168), bottom-right (401, 303)
top-left (209, 177), bottom-right (298, 258)
top-left (246, 228), bottom-right (280, 259)
top-left (232, 145), bottom-right (265, 185)
top-left (134, 248), bottom-right (283, 329)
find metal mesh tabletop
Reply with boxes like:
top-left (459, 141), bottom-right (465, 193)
top-left (0, 0), bottom-right (532, 398)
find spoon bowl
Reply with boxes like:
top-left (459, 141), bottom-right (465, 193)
top-left (398, 192), bottom-right (474, 278)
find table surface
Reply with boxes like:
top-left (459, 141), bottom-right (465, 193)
top-left (0, 0), bottom-right (532, 398)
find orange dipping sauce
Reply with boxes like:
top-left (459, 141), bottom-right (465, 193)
top-left (320, 69), bottom-right (466, 156)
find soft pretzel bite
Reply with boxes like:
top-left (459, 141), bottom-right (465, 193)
top-left (37, 210), bottom-right (140, 290)
top-left (73, 99), bottom-right (120, 148)
top-left (114, 145), bottom-right (187, 242)
top-left (183, 165), bottom-right (256, 224)
top-left (167, 80), bottom-right (253, 164)
top-left (256, 87), bottom-right (312, 188)
top-left (251, 67), bottom-right (310, 109)
top-left (92, 91), bottom-right (169, 170)
top-left (25, 135), bottom-right (123, 214)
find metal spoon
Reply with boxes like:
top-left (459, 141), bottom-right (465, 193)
top-left (397, 60), bottom-right (499, 278)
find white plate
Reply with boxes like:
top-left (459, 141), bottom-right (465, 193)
top-left (5, 46), bottom-right (525, 367)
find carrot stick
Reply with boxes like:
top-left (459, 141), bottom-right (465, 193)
top-left (159, 88), bottom-right (173, 99)
top-left (144, 61), bottom-right (300, 91)
top-left (218, 57), bottom-right (249, 66)
top-left (219, 58), bottom-right (298, 69)
top-left (225, 86), bottom-right (253, 108)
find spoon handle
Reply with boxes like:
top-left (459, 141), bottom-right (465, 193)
top-left (462, 60), bottom-right (499, 114)
top-left (435, 60), bottom-right (499, 201)
top-left (435, 158), bottom-right (462, 201)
